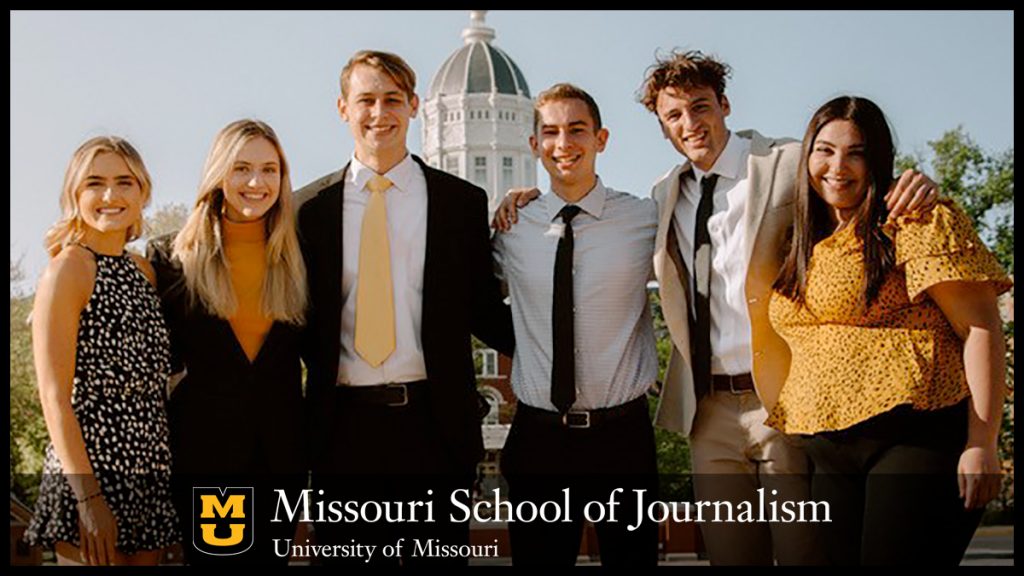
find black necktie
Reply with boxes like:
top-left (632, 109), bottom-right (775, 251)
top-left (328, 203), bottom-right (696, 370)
top-left (693, 173), bottom-right (718, 399)
top-left (552, 204), bottom-right (583, 414)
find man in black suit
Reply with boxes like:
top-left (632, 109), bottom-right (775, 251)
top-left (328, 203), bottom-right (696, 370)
top-left (294, 50), bottom-right (514, 566)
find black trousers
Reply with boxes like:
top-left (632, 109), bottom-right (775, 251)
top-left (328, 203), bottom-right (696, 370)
top-left (311, 382), bottom-right (473, 567)
top-left (803, 400), bottom-right (984, 565)
top-left (169, 392), bottom-right (306, 566)
top-left (501, 396), bottom-right (659, 567)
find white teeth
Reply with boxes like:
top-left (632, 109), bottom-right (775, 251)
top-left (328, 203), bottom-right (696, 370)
top-left (241, 193), bottom-right (266, 200)
top-left (97, 207), bottom-right (124, 215)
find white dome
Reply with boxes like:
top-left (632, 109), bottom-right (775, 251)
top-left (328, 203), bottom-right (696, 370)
top-left (426, 11), bottom-right (530, 100)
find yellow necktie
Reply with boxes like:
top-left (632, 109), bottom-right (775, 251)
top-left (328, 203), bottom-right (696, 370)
top-left (354, 174), bottom-right (395, 367)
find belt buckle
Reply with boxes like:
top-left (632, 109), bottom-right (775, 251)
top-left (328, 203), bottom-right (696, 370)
top-left (386, 384), bottom-right (409, 407)
top-left (562, 410), bottom-right (590, 429)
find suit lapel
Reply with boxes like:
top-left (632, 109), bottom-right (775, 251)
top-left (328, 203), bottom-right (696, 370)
top-left (318, 164), bottom-right (347, 360)
top-left (654, 163), bottom-right (694, 367)
top-left (331, 164), bottom-right (348, 308)
top-left (412, 155), bottom-right (440, 354)
top-left (742, 132), bottom-right (780, 276)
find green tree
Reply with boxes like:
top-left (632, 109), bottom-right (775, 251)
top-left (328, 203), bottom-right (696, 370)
top-left (898, 127), bottom-right (1014, 273)
top-left (10, 258), bottom-right (47, 503)
top-left (648, 290), bottom-right (693, 501)
top-left (139, 202), bottom-right (190, 244)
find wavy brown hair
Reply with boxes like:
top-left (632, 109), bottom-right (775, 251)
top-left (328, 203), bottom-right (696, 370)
top-left (637, 49), bottom-right (732, 113)
top-left (774, 96), bottom-right (896, 308)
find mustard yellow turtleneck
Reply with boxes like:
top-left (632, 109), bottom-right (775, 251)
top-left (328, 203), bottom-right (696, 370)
top-left (222, 217), bottom-right (273, 362)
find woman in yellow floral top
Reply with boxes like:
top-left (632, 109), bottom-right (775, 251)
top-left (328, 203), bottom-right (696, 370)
top-left (768, 96), bottom-right (1011, 565)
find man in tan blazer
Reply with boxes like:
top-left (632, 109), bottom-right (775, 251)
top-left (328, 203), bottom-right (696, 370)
top-left (640, 50), bottom-right (937, 565)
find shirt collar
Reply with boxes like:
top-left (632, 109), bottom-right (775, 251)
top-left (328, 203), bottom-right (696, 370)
top-left (691, 131), bottom-right (746, 182)
top-left (546, 176), bottom-right (607, 222)
top-left (347, 153), bottom-right (416, 194)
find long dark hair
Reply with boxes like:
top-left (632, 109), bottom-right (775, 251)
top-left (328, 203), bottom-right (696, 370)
top-left (775, 96), bottom-right (896, 308)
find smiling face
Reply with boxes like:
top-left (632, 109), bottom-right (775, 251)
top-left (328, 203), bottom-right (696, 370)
top-left (338, 63), bottom-right (419, 171)
top-left (654, 85), bottom-right (731, 172)
top-left (529, 98), bottom-right (608, 197)
top-left (808, 119), bottom-right (870, 225)
top-left (76, 152), bottom-right (144, 238)
top-left (222, 136), bottom-right (281, 222)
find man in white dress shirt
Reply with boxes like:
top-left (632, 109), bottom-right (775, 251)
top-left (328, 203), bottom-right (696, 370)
top-left (295, 50), bottom-right (514, 567)
top-left (639, 49), bottom-right (937, 565)
top-left (493, 84), bottom-right (659, 567)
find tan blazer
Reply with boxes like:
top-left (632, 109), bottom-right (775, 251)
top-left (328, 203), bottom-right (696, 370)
top-left (652, 130), bottom-right (801, 436)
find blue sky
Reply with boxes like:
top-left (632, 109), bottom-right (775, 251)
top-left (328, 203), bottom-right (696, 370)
top-left (9, 10), bottom-right (1014, 290)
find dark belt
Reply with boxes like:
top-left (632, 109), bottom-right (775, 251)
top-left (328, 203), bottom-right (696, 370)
top-left (336, 381), bottom-right (429, 407)
top-left (516, 395), bottom-right (647, 430)
top-left (711, 373), bottom-right (755, 394)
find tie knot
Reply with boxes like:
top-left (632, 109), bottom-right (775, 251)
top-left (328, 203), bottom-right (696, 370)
top-left (700, 173), bottom-right (719, 197)
top-left (558, 204), bottom-right (583, 224)
top-left (367, 174), bottom-right (393, 195)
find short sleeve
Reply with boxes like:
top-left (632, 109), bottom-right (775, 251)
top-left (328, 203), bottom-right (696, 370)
top-left (895, 200), bottom-right (1012, 302)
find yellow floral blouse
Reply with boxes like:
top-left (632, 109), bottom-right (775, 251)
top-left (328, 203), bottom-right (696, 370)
top-left (766, 200), bottom-right (1012, 435)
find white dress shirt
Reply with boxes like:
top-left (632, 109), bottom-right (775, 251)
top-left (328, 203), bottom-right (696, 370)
top-left (338, 154), bottom-right (429, 386)
top-left (493, 178), bottom-right (659, 411)
top-left (670, 133), bottom-right (754, 376)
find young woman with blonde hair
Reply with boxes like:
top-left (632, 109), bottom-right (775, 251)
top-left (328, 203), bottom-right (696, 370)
top-left (148, 119), bottom-right (307, 564)
top-left (26, 136), bottom-right (178, 565)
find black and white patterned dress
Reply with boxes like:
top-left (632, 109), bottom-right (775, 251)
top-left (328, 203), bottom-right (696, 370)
top-left (25, 249), bottom-right (179, 555)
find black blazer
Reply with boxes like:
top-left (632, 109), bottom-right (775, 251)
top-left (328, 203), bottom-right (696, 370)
top-left (294, 155), bottom-right (514, 474)
top-left (147, 236), bottom-right (306, 476)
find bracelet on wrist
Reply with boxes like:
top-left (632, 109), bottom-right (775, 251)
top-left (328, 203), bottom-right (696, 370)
top-left (76, 491), bottom-right (103, 504)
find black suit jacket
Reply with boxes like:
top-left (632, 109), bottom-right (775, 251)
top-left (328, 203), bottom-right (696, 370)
top-left (294, 155), bottom-right (514, 474)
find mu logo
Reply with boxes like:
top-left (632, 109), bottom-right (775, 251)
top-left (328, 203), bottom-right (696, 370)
top-left (192, 487), bottom-right (254, 556)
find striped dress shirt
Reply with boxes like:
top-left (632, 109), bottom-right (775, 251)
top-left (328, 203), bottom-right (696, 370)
top-left (493, 178), bottom-right (659, 411)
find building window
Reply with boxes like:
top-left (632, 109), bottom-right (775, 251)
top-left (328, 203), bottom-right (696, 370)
top-left (445, 155), bottom-right (460, 178)
top-left (474, 156), bottom-right (487, 187)
top-left (523, 157), bottom-right (533, 186)
top-left (502, 157), bottom-right (514, 195)
top-left (475, 349), bottom-right (499, 378)
top-left (484, 110), bottom-right (490, 120)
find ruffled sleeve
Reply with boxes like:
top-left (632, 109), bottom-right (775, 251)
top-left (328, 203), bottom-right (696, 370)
top-left (895, 200), bottom-right (1012, 303)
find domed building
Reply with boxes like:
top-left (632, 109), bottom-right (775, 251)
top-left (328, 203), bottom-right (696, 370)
top-left (422, 11), bottom-right (537, 215)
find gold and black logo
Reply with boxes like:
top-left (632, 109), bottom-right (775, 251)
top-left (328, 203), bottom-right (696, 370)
top-left (192, 487), bottom-right (254, 556)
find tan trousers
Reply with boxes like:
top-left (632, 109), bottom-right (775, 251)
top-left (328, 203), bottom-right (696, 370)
top-left (690, 391), bottom-right (825, 565)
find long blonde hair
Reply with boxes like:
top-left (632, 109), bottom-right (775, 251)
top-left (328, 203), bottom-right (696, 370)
top-left (172, 119), bottom-right (307, 325)
top-left (45, 136), bottom-right (151, 257)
